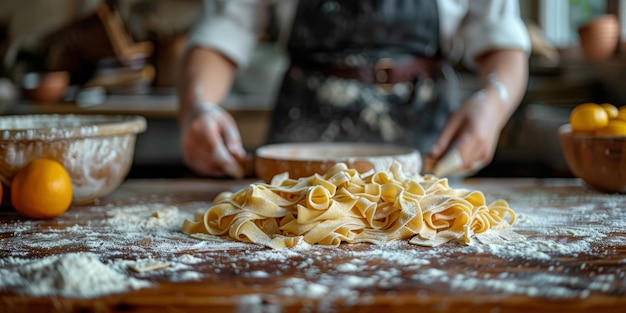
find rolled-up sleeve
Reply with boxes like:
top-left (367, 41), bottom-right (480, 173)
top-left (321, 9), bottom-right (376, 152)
top-left (186, 0), bottom-right (266, 69)
top-left (458, 0), bottom-right (530, 67)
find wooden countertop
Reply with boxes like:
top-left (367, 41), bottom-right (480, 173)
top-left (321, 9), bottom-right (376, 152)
top-left (1, 178), bottom-right (625, 313)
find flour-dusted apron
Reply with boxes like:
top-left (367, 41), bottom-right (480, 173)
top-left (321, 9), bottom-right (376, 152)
top-left (265, 0), bottom-right (458, 156)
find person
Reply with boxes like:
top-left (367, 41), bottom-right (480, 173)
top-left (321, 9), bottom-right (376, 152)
top-left (177, 0), bottom-right (530, 178)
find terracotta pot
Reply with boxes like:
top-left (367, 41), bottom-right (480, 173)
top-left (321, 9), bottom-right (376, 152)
top-left (21, 71), bottom-right (70, 103)
top-left (578, 15), bottom-right (620, 61)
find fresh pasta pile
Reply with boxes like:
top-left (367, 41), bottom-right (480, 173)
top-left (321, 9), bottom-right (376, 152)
top-left (182, 162), bottom-right (515, 249)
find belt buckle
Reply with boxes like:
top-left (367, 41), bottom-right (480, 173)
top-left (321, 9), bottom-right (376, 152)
top-left (374, 58), bottom-right (393, 92)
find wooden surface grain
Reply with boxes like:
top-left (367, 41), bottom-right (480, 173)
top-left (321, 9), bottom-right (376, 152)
top-left (1, 178), bottom-right (625, 313)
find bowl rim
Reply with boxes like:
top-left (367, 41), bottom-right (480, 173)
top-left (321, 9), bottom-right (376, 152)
top-left (0, 114), bottom-right (147, 141)
top-left (255, 142), bottom-right (419, 161)
top-left (558, 124), bottom-right (575, 136)
top-left (559, 123), bottom-right (626, 140)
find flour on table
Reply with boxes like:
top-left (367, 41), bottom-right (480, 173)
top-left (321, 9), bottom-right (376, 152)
top-left (1, 178), bottom-right (626, 306)
top-left (128, 260), bottom-right (171, 273)
top-left (0, 253), bottom-right (150, 298)
top-left (0, 203), bottom-right (205, 297)
top-left (106, 204), bottom-right (184, 230)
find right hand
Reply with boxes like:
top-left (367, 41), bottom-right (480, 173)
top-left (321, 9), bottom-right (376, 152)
top-left (181, 104), bottom-right (247, 178)
top-left (424, 88), bottom-right (508, 177)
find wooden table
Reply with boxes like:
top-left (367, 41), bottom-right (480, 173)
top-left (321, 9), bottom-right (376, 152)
top-left (1, 178), bottom-right (625, 313)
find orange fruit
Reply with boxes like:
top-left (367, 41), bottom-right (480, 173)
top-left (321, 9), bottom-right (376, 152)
top-left (11, 158), bottom-right (73, 219)
top-left (616, 106), bottom-right (626, 122)
top-left (576, 102), bottom-right (599, 109)
top-left (569, 103), bottom-right (609, 132)
top-left (600, 103), bottom-right (619, 119)
top-left (595, 119), bottom-right (626, 137)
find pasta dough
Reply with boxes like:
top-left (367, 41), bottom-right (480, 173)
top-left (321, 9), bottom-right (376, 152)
top-left (182, 162), bottom-right (515, 249)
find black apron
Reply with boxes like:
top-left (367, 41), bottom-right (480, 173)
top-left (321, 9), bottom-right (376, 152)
top-left (266, 0), bottom-right (457, 156)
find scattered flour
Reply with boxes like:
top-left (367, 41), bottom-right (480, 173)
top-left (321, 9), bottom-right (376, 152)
top-left (0, 253), bottom-right (150, 298)
top-left (106, 204), bottom-right (184, 230)
top-left (0, 203), bottom-right (208, 297)
top-left (1, 178), bottom-right (625, 310)
top-left (336, 263), bottom-right (360, 272)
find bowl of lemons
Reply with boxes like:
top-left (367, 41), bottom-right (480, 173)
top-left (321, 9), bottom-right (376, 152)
top-left (0, 114), bottom-right (147, 216)
top-left (559, 102), bottom-right (626, 193)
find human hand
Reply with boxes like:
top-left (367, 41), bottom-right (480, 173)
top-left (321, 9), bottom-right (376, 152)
top-left (424, 90), bottom-right (508, 177)
top-left (180, 103), bottom-right (247, 178)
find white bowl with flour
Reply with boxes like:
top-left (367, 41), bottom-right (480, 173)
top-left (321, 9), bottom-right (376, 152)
top-left (0, 114), bottom-right (147, 204)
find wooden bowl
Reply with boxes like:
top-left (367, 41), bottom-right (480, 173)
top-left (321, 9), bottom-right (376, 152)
top-left (0, 114), bottom-right (147, 204)
top-left (254, 142), bottom-right (422, 183)
top-left (558, 124), bottom-right (626, 193)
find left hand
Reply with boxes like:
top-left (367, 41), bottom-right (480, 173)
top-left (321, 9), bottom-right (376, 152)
top-left (424, 90), bottom-right (508, 176)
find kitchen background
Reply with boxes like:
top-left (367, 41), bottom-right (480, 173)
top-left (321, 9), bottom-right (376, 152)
top-left (0, 0), bottom-right (624, 178)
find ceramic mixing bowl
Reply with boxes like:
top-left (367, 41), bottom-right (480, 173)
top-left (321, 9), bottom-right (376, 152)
top-left (0, 114), bottom-right (147, 204)
top-left (254, 142), bottom-right (422, 183)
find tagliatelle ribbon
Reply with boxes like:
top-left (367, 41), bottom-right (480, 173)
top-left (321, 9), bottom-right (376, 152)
top-left (182, 162), bottom-right (516, 249)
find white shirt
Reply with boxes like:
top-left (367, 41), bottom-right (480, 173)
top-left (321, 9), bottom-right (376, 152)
top-left (187, 0), bottom-right (530, 69)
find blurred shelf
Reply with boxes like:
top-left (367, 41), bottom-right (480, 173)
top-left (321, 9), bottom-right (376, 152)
top-left (6, 92), bottom-right (273, 118)
top-left (3, 92), bottom-right (274, 167)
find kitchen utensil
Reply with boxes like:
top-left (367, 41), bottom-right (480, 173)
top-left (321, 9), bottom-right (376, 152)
top-left (254, 142), bottom-right (422, 183)
top-left (0, 114), bottom-right (147, 204)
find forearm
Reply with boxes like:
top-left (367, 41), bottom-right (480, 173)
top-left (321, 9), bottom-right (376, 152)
top-left (177, 47), bottom-right (238, 126)
top-left (474, 49), bottom-right (528, 129)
